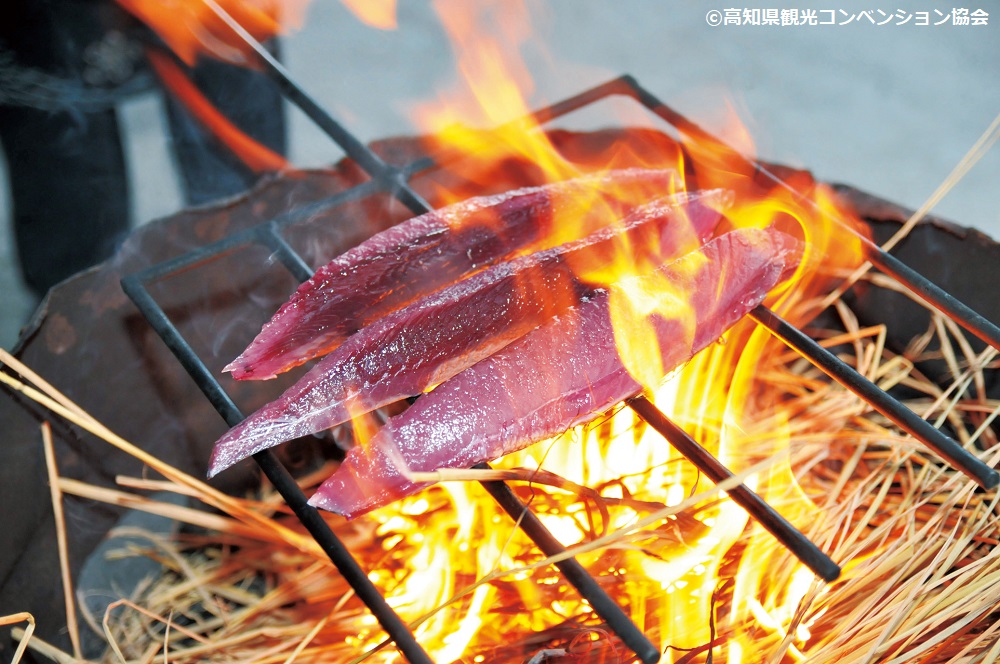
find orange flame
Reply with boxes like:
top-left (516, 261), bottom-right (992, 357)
top-left (147, 50), bottom-right (289, 173)
top-left (414, 1), bottom-right (588, 193)
top-left (338, 1), bottom-right (872, 661)
top-left (117, 0), bottom-right (306, 65)
top-left (134, 0), bottom-right (869, 658)
top-left (340, 0), bottom-right (398, 30)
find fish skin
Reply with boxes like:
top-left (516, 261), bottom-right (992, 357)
top-left (308, 227), bottom-right (802, 518)
top-left (225, 169), bottom-right (681, 380)
top-left (208, 193), bottom-right (725, 477)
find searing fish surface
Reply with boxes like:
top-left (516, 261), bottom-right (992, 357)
top-left (309, 227), bottom-right (802, 518)
top-left (225, 169), bottom-right (681, 380)
top-left (208, 193), bottom-right (725, 477)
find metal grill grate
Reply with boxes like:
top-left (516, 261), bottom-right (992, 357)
top-left (121, 20), bottom-right (999, 660)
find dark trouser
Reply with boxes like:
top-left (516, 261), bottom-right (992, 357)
top-left (0, 104), bottom-right (130, 294)
top-left (165, 52), bottom-right (287, 207)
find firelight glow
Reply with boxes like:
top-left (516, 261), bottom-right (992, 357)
top-left (127, 0), bottom-right (870, 659)
top-left (116, 0), bottom-right (307, 64)
top-left (337, 2), bottom-right (869, 661)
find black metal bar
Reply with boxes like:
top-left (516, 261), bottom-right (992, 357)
top-left (474, 462), bottom-right (661, 664)
top-left (119, 41), bottom-right (969, 656)
top-left (128, 180), bottom-right (384, 285)
top-left (132, 226), bottom-right (260, 283)
top-left (176, 25), bottom-right (659, 653)
top-left (422, 79), bottom-right (631, 170)
top-left (120, 275), bottom-right (434, 664)
top-left (252, 450), bottom-right (437, 662)
top-left (121, 276), bottom-right (243, 416)
top-left (863, 247), bottom-right (1000, 352)
top-left (201, 0), bottom-right (430, 216)
top-left (749, 305), bottom-right (999, 489)
top-left (626, 396), bottom-right (841, 582)
top-left (615, 74), bottom-right (1000, 353)
top-left (528, 78), bottom-right (633, 128)
top-left (260, 224), bottom-right (314, 282)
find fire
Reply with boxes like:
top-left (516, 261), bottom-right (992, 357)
top-left (116, 0), bottom-right (305, 65)
top-left (343, 2), bottom-right (870, 661)
top-left (123, 0), bottom-right (871, 659)
top-left (340, 0), bottom-right (398, 30)
top-left (114, 0), bottom-right (306, 178)
top-left (147, 50), bottom-right (289, 173)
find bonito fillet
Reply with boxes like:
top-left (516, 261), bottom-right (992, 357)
top-left (208, 192), bottom-right (726, 477)
top-left (225, 168), bottom-right (681, 380)
top-left (309, 227), bottom-right (802, 518)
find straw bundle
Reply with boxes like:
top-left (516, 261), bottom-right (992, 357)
top-left (2, 268), bottom-right (999, 663)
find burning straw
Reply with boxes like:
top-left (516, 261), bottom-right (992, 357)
top-left (2, 274), bottom-right (1000, 663)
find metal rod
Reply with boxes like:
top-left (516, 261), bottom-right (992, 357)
top-left (474, 462), bottom-right (661, 664)
top-left (627, 396), bottom-right (841, 582)
top-left (617, 74), bottom-right (1000, 353)
top-left (749, 305), bottom-right (999, 489)
top-left (134, 19), bottom-right (657, 652)
top-left (127, 180), bottom-right (383, 284)
top-left (201, 0), bottom-right (431, 216)
top-left (423, 79), bottom-right (629, 170)
top-left (193, 29), bottom-right (660, 654)
top-left (864, 246), bottom-right (1000, 351)
top-left (260, 224), bottom-right (314, 282)
top-left (120, 275), bottom-right (434, 664)
top-left (121, 276), bottom-right (248, 417)
top-left (254, 450), bottom-right (434, 664)
top-left (528, 78), bottom-right (630, 127)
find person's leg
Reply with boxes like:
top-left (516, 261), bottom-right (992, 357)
top-left (0, 105), bottom-right (129, 295)
top-left (164, 45), bottom-right (287, 206)
top-left (0, 0), bottom-right (131, 296)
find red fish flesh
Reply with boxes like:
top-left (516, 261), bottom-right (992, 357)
top-left (208, 192), bottom-right (726, 477)
top-left (308, 227), bottom-right (801, 518)
top-left (225, 168), bottom-right (680, 380)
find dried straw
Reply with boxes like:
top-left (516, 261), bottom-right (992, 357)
top-left (42, 422), bottom-right (82, 659)
top-left (3, 270), bottom-right (1000, 663)
top-left (820, 111), bottom-right (1000, 311)
top-left (0, 613), bottom-right (36, 664)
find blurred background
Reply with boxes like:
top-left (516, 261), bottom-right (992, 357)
top-left (1, 0), bottom-right (998, 349)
